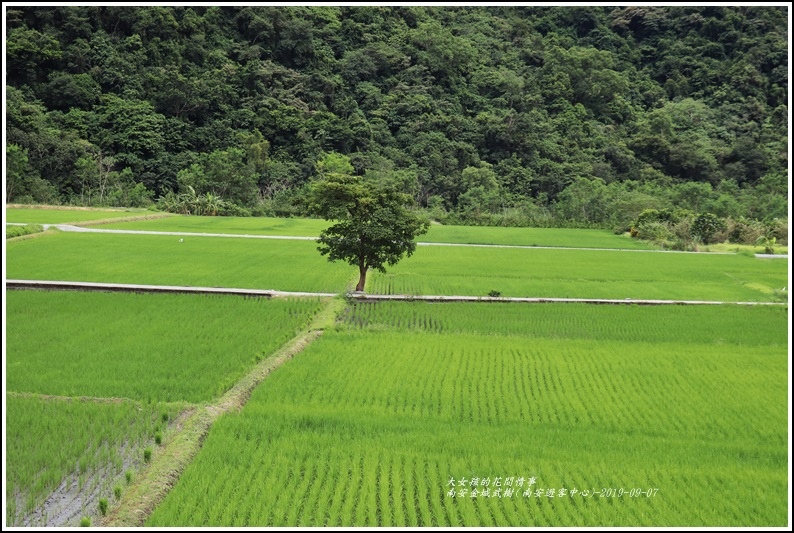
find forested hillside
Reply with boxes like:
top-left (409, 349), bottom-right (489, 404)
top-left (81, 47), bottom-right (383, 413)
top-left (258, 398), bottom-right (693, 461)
top-left (5, 6), bottom-right (789, 234)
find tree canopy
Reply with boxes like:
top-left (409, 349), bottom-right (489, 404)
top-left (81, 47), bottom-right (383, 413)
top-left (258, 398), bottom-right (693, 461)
top-left (308, 154), bottom-right (429, 291)
top-left (4, 6), bottom-right (789, 229)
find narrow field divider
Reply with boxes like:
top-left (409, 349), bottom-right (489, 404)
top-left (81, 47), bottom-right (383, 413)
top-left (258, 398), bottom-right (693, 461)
top-left (7, 279), bottom-right (338, 298)
top-left (5, 391), bottom-right (185, 410)
top-left (6, 280), bottom-right (786, 306)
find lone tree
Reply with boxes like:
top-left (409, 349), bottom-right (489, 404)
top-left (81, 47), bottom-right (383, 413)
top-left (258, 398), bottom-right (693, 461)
top-left (308, 171), bottom-right (429, 292)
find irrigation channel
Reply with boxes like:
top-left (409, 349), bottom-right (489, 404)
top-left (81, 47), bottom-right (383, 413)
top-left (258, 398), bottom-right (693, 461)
top-left (6, 279), bottom-right (787, 305)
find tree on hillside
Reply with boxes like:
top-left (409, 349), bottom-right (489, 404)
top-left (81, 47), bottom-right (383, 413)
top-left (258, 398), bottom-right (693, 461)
top-left (4, 6), bottom-right (788, 223)
top-left (308, 159), bottom-right (429, 292)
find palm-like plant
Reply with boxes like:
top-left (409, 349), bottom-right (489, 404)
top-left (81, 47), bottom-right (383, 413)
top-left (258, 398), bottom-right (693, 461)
top-left (755, 234), bottom-right (777, 254)
top-left (198, 192), bottom-right (222, 216)
top-left (158, 186), bottom-right (230, 216)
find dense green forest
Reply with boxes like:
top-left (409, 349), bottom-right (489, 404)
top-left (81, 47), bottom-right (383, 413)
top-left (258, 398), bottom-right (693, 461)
top-left (4, 6), bottom-right (789, 243)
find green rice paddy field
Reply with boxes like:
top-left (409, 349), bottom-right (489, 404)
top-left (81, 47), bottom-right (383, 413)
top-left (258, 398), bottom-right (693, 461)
top-left (96, 214), bottom-right (652, 250)
top-left (147, 302), bottom-right (789, 527)
top-left (6, 232), bottom-right (356, 294)
top-left (368, 245), bottom-right (787, 302)
top-left (100, 214), bottom-right (329, 238)
top-left (6, 231), bottom-right (787, 301)
top-left (4, 207), bottom-right (790, 527)
top-left (6, 291), bottom-right (324, 402)
top-left (5, 291), bottom-right (325, 525)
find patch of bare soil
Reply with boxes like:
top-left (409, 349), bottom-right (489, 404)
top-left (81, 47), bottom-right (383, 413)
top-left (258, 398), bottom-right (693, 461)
top-left (10, 407), bottom-right (194, 528)
top-left (14, 440), bottom-right (145, 527)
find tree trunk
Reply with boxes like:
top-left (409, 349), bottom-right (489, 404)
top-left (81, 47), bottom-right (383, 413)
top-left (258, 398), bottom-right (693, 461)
top-left (355, 266), bottom-right (367, 292)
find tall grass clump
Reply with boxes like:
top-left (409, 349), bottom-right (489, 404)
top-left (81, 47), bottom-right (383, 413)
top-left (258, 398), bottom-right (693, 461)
top-left (6, 224), bottom-right (44, 239)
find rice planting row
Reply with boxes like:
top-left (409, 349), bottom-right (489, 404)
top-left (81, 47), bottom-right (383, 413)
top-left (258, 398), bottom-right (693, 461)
top-left (6, 231), bottom-right (787, 301)
top-left (97, 214), bottom-right (652, 250)
top-left (5, 395), bottom-right (180, 526)
top-left (338, 301), bottom-right (788, 346)
top-left (367, 245), bottom-right (787, 302)
top-left (5, 207), bottom-right (150, 224)
top-left (6, 231), bottom-right (356, 294)
top-left (226, 332), bottom-right (786, 437)
top-left (147, 303), bottom-right (788, 526)
top-left (6, 290), bottom-right (326, 402)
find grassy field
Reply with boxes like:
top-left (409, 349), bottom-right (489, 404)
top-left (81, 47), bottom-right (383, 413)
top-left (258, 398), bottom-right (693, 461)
top-left (100, 215), bottom-right (329, 237)
top-left (337, 300), bottom-right (788, 343)
top-left (6, 224), bottom-right (44, 239)
top-left (6, 395), bottom-right (179, 525)
top-left (6, 231), bottom-right (356, 293)
top-left (424, 224), bottom-right (652, 249)
top-left (6, 290), bottom-right (325, 402)
top-left (5, 206), bottom-right (151, 224)
top-left (367, 245), bottom-right (787, 302)
top-left (147, 302), bottom-right (788, 526)
top-left (7, 208), bottom-right (785, 253)
top-left (98, 214), bottom-right (652, 249)
top-left (6, 231), bottom-right (787, 301)
top-left (5, 216), bottom-right (788, 526)
top-left (702, 242), bottom-right (789, 255)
